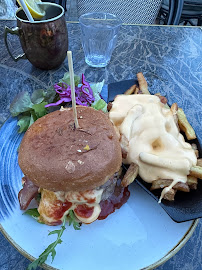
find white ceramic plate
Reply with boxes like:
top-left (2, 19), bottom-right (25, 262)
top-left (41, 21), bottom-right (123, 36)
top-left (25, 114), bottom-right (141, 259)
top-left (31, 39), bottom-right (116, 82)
top-left (0, 118), bottom-right (198, 270)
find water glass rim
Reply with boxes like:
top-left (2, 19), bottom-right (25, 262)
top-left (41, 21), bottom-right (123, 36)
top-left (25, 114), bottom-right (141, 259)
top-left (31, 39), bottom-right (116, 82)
top-left (79, 12), bottom-right (122, 26)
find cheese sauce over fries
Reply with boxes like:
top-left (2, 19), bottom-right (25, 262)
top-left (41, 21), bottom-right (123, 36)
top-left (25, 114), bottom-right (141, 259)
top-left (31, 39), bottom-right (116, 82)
top-left (109, 95), bottom-right (197, 201)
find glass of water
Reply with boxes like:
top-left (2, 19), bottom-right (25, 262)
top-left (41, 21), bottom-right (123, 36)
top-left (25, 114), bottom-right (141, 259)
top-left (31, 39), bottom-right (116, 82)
top-left (79, 12), bottom-right (122, 68)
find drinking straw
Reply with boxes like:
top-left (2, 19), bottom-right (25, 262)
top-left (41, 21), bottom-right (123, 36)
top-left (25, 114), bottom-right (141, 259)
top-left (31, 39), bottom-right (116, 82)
top-left (67, 51), bottom-right (80, 129)
top-left (18, 0), bottom-right (34, 22)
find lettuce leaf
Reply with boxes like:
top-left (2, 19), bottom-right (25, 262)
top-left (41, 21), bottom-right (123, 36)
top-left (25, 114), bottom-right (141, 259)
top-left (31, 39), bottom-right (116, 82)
top-left (92, 99), bottom-right (107, 112)
top-left (10, 92), bottom-right (33, 117)
top-left (60, 72), bottom-right (80, 87)
top-left (17, 116), bottom-right (32, 133)
top-left (91, 80), bottom-right (107, 112)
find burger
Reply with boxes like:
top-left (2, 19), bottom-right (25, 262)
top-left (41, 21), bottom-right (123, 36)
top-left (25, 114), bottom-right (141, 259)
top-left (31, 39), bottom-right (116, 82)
top-left (18, 106), bottom-right (130, 225)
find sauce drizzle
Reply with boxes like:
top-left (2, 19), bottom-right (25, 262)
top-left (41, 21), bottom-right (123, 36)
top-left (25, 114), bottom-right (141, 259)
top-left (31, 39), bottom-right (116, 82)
top-left (98, 185), bottom-right (130, 220)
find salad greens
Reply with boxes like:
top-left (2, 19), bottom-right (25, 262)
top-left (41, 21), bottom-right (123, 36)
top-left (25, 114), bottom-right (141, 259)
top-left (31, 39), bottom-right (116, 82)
top-left (23, 208), bottom-right (40, 220)
top-left (9, 88), bottom-right (55, 133)
top-left (27, 211), bottom-right (81, 270)
top-left (27, 216), bottom-right (67, 270)
top-left (23, 208), bottom-right (44, 224)
top-left (10, 73), bottom-right (107, 133)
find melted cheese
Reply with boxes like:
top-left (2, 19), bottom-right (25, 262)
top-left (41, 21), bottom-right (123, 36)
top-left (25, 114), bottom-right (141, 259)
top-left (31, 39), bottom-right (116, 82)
top-left (109, 95), bottom-right (197, 201)
top-left (65, 189), bottom-right (103, 204)
top-left (38, 188), bottom-right (104, 225)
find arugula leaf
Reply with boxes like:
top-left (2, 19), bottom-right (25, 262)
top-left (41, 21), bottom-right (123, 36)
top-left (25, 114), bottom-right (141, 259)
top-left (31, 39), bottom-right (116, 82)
top-left (23, 208), bottom-right (40, 220)
top-left (68, 210), bottom-right (81, 230)
top-left (26, 211), bottom-right (81, 269)
top-left (10, 92), bottom-right (33, 117)
top-left (60, 72), bottom-right (80, 87)
top-left (27, 216), bottom-right (67, 270)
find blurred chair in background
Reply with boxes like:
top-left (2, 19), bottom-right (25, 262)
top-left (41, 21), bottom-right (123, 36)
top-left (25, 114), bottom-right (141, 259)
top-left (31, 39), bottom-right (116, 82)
top-left (15, 0), bottom-right (202, 26)
top-left (158, 0), bottom-right (202, 25)
top-left (75, 0), bottom-right (163, 24)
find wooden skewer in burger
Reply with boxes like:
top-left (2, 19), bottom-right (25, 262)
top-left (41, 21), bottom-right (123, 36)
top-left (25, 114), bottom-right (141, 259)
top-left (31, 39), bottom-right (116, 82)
top-left (18, 51), bottom-right (130, 225)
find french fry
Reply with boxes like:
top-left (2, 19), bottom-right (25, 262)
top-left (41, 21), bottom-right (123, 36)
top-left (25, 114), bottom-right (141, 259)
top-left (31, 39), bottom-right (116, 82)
top-left (190, 165), bottom-right (202, 179)
top-left (191, 144), bottom-right (199, 158)
top-left (191, 144), bottom-right (198, 150)
top-left (197, 159), bottom-right (202, 167)
top-left (170, 103), bottom-right (178, 114)
top-left (170, 103), bottom-right (178, 125)
top-left (173, 182), bottom-right (190, 192)
top-left (120, 134), bottom-right (129, 159)
top-left (136, 72), bottom-right (150, 95)
top-left (163, 188), bottom-right (176, 201)
top-left (134, 86), bottom-right (140, 94)
top-left (187, 175), bottom-right (198, 190)
top-left (194, 150), bottom-right (199, 158)
top-left (177, 108), bottom-right (196, 140)
top-left (124, 84), bottom-right (137, 95)
top-left (155, 93), bottom-right (168, 105)
top-left (151, 179), bottom-right (172, 190)
top-left (151, 179), bottom-right (190, 192)
top-left (121, 163), bottom-right (139, 187)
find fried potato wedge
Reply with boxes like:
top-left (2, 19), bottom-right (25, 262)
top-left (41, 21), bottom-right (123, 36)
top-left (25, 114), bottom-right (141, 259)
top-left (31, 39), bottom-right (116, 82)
top-left (121, 163), bottom-right (139, 187)
top-left (190, 166), bottom-right (202, 179)
top-left (177, 108), bottom-right (196, 140)
top-left (136, 72), bottom-right (150, 95)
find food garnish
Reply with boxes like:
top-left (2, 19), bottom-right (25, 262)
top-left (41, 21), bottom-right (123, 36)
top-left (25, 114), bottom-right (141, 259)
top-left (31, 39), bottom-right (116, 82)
top-left (45, 74), bottom-right (95, 107)
top-left (27, 212), bottom-right (80, 270)
top-left (10, 73), bottom-right (107, 133)
top-left (9, 88), bottom-right (55, 133)
top-left (27, 216), bottom-right (67, 270)
top-left (23, 208), bottom-right (40, 220)
top-left (68, 210), bottom-right (81, 230)
top-left (17, 0), bottom-right (45, 20)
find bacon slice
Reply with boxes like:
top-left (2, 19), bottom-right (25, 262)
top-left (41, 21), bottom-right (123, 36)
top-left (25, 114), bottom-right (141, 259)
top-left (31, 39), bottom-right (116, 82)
top-left (18, 177), bottom-right (39, 210)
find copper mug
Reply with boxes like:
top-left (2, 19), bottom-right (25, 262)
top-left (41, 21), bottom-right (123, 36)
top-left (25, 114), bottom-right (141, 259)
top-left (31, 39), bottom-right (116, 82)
top-left (4, 3), bottom-right (68, 70)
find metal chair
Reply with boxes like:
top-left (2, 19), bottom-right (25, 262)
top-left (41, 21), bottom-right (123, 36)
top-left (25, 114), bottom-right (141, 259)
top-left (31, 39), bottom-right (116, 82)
top-left (75, 0), bottom-right (163, 24)
top-left (159, 0), bottom-right (202, 25)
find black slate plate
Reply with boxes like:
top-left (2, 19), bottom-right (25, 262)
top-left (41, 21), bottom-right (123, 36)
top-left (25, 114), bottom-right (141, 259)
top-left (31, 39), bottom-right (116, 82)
top-left (108, 80), bottom-right (202, 223)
